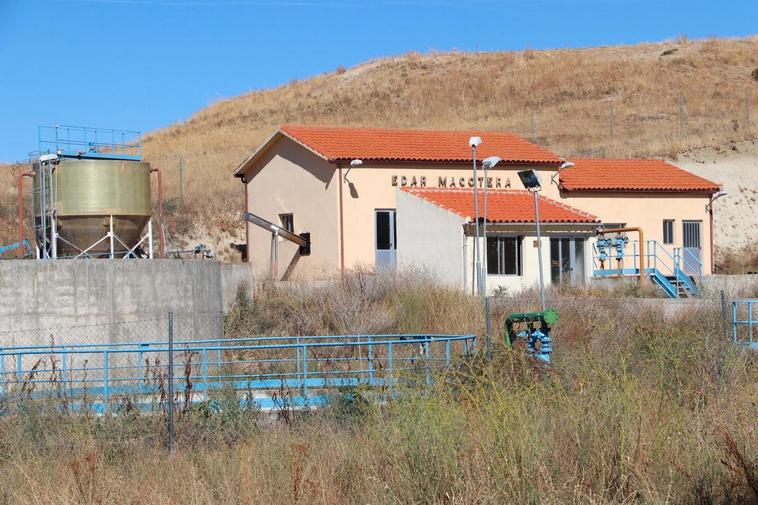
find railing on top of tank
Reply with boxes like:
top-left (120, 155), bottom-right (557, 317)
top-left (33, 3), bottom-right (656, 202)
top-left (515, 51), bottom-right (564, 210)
top-left (37, 125), bottom-right (142, 161)
top-left (0, 334), bottom-right (477, 413)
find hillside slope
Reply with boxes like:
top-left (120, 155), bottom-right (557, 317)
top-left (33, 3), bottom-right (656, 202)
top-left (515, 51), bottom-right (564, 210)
top-left (3, 36), bottom-right (758, 263)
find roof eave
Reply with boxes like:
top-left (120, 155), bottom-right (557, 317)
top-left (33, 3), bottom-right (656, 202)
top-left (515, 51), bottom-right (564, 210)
top-left (561, 187), bottom-right (721, 193)
top-left (234, 127), bottom-right (332, 181)
top-left (330, 157), bottom-right (563, 165)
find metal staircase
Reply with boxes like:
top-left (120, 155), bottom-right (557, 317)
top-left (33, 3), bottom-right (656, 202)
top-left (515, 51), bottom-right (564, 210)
top-left (593, 239), bottom-right (702, 298)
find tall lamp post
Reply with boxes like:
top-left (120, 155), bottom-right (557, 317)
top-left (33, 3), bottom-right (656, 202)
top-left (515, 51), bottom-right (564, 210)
top-left (518, 169), bottom-right (546, 312)
top-left (469, 136), bottom-right (482, 296)
top-left (481, 156), bottom-right (502, 297)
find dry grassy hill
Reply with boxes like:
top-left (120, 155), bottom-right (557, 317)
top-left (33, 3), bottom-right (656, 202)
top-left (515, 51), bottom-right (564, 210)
top-left (2, 36), bottom-right (757, 263)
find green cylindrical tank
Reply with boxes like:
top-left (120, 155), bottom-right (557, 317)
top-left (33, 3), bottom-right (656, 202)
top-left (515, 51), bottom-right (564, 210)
top-left (35, 159), bottom-right (152, 257)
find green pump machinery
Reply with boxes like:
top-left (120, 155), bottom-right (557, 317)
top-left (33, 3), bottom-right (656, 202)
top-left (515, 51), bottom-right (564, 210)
top-left (504, 308), bottom-right (558, 363)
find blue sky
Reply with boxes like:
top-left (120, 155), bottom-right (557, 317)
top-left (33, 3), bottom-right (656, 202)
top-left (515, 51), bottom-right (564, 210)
top-left (1, 0), bottom-right (756, 162)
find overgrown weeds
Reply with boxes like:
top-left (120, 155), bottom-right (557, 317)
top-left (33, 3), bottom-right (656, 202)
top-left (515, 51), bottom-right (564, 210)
top-left (0, 275), bottom-right (756, 503)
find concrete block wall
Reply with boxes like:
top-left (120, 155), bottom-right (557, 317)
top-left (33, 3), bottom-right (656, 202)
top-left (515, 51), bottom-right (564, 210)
top-left (0, 260), bottom-right (234, 348)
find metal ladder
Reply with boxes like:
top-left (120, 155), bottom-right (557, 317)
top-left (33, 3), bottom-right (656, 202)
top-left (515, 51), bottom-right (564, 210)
top-left (33, 155), bottom-right (59, 259)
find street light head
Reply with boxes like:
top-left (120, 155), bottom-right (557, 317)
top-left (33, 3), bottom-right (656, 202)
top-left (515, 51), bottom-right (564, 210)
top-left (518, 169), bottom-right (542, 191)
top-left (482, 156), bottom-right (502, 170)
top-left (705, 189), bottom-right (729, 213)
top-left (350, 159), bottom-right (363, 167)
top-left (560, 161), bottom-right (575, 169)
top-left (469, 136), bottom-right (482, 148)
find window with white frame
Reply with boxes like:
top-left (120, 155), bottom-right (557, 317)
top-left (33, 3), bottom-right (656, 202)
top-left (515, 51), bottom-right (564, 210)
top-left (663, 219), bottom-right (674, 245)
top-left (487, 236), bottom-right (522, 275)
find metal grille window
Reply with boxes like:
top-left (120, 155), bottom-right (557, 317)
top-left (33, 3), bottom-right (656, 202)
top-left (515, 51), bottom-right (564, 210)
top-left (487, 236), bottom-right (522, 275)
top-left (663, 219), bottom-right (674, 244)
top-left (279, 214), bottom-right (294, 233)
top-left (682, 220), bottom-right (701, 248)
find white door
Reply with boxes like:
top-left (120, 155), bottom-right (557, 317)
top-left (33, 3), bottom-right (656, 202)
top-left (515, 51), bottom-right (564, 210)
top-left (682, 220), bottom-right (702, 275)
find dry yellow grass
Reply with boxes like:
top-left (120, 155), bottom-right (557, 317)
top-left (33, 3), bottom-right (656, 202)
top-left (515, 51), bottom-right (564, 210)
top-left (2, 36), bottom-right (757, 259)
top-left (0, 277), bottom-right (756, 504)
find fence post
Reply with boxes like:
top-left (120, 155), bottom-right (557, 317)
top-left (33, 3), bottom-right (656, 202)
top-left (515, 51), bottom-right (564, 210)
top-left (167, 311), bottom-right (175, 455)
top-left (485, 297), bottom-right (493, 362)
top-left (387, 343), bottom-right (394, 395)
top-left (720, 290), bottom-right (728, 341)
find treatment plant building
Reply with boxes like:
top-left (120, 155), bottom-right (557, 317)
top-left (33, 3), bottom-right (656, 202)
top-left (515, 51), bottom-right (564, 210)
top-left (234, 125), bottom-right (722, 295)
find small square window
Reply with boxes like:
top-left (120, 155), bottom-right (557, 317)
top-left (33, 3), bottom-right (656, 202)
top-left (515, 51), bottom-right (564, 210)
top-left (280, 214), bottom-right (294, 233)
top-left (663, 219), bottom-right (674, 245)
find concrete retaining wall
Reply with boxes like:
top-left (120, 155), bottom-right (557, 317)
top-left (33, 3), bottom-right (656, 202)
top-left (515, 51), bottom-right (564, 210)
top-left (0, 260), bottom-right (251, 347)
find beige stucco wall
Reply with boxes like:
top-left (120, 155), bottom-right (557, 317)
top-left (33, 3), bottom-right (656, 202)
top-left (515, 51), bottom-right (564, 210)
top-left (396, 189), bottom-right (467, 287)
top-left (341, 163), bottom-right (558, 269)
top-left (241, 138), bottom-right (713, 280)
top-left (560, 192), bottom-right (713, 275)
top-left (244, 137), bottom-right (340, 279)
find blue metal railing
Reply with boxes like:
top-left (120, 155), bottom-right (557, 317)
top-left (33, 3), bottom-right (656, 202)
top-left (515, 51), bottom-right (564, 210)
top-left (0, 239), bottom-right (31, 259)
top-left (0, 334), bottom-right (476, 413)
top-left (732, 299), bottom-right (757, 350)
top-left (592, 239), bottom-right (701, 298)
top-left (38, 125), bottom-right (142, 161)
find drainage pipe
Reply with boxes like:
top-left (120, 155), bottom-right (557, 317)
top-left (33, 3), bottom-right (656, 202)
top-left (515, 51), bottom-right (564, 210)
top-left (596, 227), bottom-right (645, 286)
top-left (150, 167), bottom-right (166, 258)
top-left (17, 171), bottom-right (33, 258)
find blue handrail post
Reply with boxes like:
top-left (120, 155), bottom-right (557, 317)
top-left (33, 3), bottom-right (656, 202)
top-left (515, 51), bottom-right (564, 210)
top-left (216, 347), bottom-right (222, 378)
top-left (302, 345), bottom-right (308, 397)
top-left (137, 350), bottom-right (144, 395)
top-left (633, 241), bottom-right (637, 273)
top-left (445, 340), bottom-right (451, 367)
top-left (367, 336), bottom-right (374, 384)
top-left (733, 301), bottom-right (738, 344)
top-left (296, 336), bottom-right (301, 376)
top-left (103, 351), bottom-right (110, 413)
top-left (653, 240), bottom-right (657, 271)
top-left (202, 349), bottom-right (208, 392)
top-left (61, 351), bottom-right (68, 393)
top-left (16, 353), bottom-right (22, 384)
top-left (424, 341), bottom-right (432, 386)
top-left (749, 301), bottom-right (754, 346)
top-left (0, 351), bottom-right (5, 395)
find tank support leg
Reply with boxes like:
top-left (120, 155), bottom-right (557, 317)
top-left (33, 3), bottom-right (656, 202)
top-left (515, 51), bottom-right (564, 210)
top-left (147, 219), bottom-right (153, 259)
top-left (109, 215), bottom-right (114, 259)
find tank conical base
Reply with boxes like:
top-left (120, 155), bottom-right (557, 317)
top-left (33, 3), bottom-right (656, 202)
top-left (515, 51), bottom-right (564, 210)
top-left (56, 215), bottom-right (150, 257)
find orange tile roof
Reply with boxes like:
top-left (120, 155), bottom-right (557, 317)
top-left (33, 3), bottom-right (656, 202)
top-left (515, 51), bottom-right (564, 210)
top-left (560, 158), bottom-right (720, 192)
top-left (280, 124), bottom-right (563, 164)
top-left (402, 188), bottom-right (598, 223)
